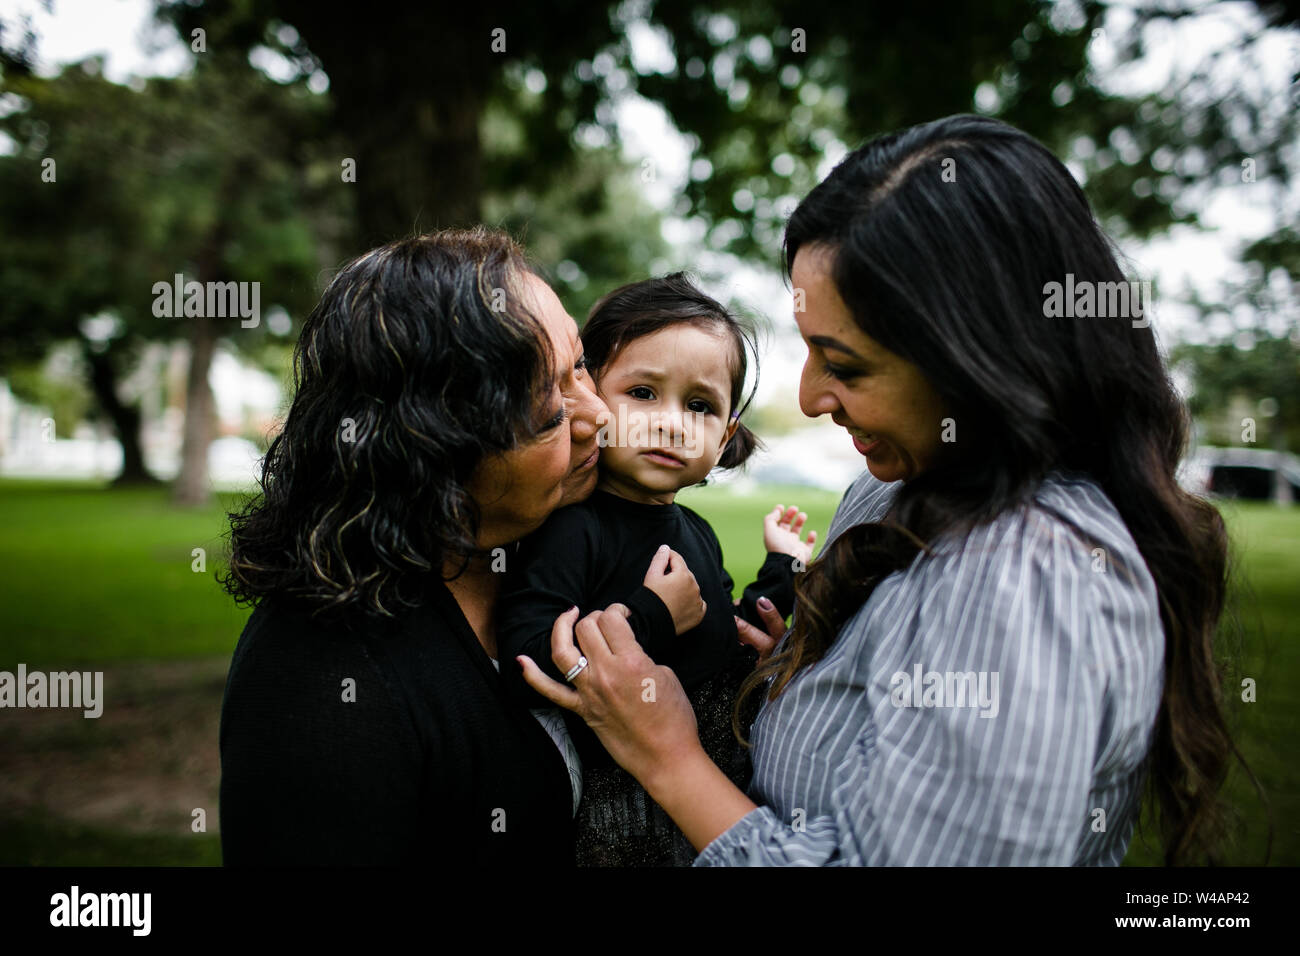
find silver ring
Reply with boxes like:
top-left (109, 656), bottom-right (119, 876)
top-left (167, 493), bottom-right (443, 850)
top-left (564, 656), bottom-right (589, 682)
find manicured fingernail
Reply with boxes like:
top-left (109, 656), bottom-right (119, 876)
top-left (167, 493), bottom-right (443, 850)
top-left (758, 597), bottom-right (774, 610)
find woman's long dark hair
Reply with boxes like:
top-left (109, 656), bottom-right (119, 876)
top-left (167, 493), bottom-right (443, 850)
top-left (736, 114), bottom-right (1252, 865)
top-left (220, 227), bottom-right (558, 622)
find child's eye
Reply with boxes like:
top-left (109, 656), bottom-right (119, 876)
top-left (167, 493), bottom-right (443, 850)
top-left (688, 399), bottom-right (714, 415)
top-left (575, 355), bottom-right (591, 376)
top-left (629, 386), bottom-right (655, 400)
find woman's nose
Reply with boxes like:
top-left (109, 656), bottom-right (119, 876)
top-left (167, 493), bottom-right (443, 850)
top-left (798, 360), bottom-right (838, 419)
top-left (567, 374), bottom-right (603, 443)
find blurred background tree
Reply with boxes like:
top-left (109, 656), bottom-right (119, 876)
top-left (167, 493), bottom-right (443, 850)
top-left (0, 47), bottom-right (342, 501)
top-left (1, 0), bottom-right (1297, 497)
top-left (152, 0), bottom-right (1300, 458)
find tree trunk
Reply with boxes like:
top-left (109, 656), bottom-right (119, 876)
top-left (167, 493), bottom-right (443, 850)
top-left (83, 343), bottom-right (158, 486)
top-left (281, 3), bottom-right (488, 249)
top-left (344, 91), bottom-right (484, 247)
top-left (172, 311), bottom-right (217, 507)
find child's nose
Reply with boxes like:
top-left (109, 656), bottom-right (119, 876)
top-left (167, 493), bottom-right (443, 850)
top-left (655, 404), bottom-right (686, 437)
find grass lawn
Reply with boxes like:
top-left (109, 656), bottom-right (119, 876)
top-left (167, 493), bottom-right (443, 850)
top-left (0, 480), bottom-right (251, 668)
top-left (0, 477), bottom-right (1293, 865)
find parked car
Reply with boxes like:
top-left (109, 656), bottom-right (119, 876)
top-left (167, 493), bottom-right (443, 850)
top-left (1180, 447), bottom-right (1300, 502)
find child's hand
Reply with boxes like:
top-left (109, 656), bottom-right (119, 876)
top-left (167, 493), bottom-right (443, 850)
top-left (642, 544), bottom-right (706, 636)
top-left (764, 504), bottom-right (818, 566)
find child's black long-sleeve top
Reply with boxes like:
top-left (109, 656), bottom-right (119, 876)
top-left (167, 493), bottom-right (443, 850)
top-left (496, 488), bottom-right (798, 721)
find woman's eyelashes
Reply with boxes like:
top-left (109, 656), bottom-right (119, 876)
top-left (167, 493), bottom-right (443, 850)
top-left (823, 359), bottom-right (860, 382)
top-left (543, 403), bottom-right (568, 430)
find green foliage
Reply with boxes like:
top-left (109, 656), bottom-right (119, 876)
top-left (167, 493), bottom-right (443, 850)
top-left (1172, 330), bottom-right (1300, 449)
top-left (4, 350), bottom-right (93, 431)
top-left (0, 51), bottom-right (349, 373)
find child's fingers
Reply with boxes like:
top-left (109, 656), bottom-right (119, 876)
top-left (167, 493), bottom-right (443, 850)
top-left (642, 543), bottom-right (671, 581)
top-left (665, 547), bottom-right (686, 573)
top-left (806, 529), bottom-right (818, 546)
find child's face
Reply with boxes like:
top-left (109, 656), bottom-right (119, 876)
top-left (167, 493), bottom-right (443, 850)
top-left (593, 323), bottom-right (740, 503)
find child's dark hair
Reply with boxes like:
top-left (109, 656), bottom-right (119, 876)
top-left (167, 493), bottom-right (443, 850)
top-left (581, 272), bottom-right (764, 471)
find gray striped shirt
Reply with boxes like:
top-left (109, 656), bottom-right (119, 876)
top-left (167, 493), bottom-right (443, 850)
top-left (695, 468), bottom-right (1163, 866)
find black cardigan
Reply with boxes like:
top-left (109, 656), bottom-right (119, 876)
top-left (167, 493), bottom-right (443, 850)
top-left (218, 582), bottom-right (575, 866)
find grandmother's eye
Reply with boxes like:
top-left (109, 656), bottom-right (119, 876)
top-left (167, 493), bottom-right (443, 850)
top-left (543, 405), bottom-right (568, 430)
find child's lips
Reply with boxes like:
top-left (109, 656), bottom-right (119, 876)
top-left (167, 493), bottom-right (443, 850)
top-left (642, 449), bottom-right (685, 467)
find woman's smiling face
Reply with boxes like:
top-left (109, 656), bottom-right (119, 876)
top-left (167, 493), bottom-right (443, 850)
top-left (791, 244), bottom-right (950, 484)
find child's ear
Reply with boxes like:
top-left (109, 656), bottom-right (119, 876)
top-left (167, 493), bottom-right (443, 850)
top-left (720, 414), bottom-right (740, 448)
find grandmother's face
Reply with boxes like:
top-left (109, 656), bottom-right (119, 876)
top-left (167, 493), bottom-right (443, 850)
top-left (792, 245), bottom-right (950, 484)
top-left (465, 271), bottom-right (602, 547)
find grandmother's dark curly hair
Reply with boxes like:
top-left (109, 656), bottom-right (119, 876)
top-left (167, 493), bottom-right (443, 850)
top-left (220, 227), bottom-right (558, 622)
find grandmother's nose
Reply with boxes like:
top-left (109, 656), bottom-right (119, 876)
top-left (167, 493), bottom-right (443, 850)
top-left (568, 374), bottom-right (602, 442)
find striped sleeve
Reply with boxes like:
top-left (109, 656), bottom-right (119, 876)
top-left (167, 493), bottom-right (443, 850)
top-left (695, 509), bottom-right (1107, 866)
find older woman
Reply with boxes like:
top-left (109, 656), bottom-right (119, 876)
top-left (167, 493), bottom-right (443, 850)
top-left (521, 115), bottom-right (1237, 866)
top-left (218, 227), bottom-right (613, 864)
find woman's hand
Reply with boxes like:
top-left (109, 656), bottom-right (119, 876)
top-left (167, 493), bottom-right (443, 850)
top-left (517, 604), bottom-right (705, 788)
top-left (763, 504), bottom-right (817, 566)
top-left (642, 544), bottom-right (706, 635)
top-left (734, 597), bottom-right (789, 661)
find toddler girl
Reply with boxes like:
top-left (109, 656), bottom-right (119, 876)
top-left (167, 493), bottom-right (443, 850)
top-left (498, 272), bottom-right (816, 866)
